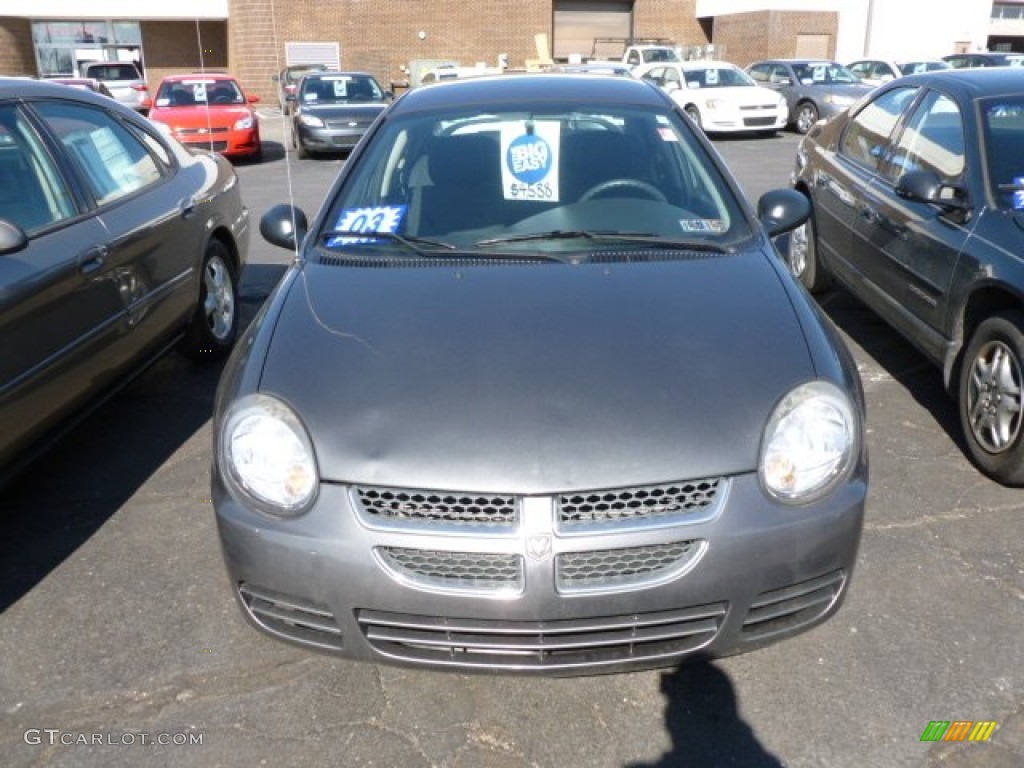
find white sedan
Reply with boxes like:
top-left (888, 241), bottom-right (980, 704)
top-left (639, 61), bottom-right (788, 135)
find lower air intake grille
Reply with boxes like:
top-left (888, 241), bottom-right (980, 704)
top-left (741, 570), bottom-right (846, 640)
top-left (556, 540), bottom-right (703, 592)
top-left (238, 583), bottom-right (343, 651)
top-left (357, 603), bottom-right (727, 671)
top-left (375, 547), bottom-right (523, 593)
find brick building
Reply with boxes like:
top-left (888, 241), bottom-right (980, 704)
top-left (0, 1), bottom-right (1015, 106)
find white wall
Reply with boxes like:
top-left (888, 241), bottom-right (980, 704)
top-left (696, 0), bottom-right (993, 63)
top-left (7, 1), bottom-right (228, 20)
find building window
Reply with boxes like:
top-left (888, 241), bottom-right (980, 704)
top-left (32, 21), bottom-right (143, 78)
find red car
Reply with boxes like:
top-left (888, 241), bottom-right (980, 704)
top-left (148, 73), bottom-right (262, 161)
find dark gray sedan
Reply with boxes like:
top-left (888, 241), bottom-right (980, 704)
top-left (790, 67), bottom-right (1024, 486)
top-left (747, 59), bottom-right (874, 134)
top-left (0, 77), bottom-right (249, 483)
top-left (289, 71), bottom-right (390, 158)
top-left (213, 73), bottom-right (867, 675)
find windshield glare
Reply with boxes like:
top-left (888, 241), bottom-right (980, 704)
top-left (319, 102), bottom-right (748, 255)
top-left (301, 75), bottom-right (384, 103)
top-left (792, 62), bottom-right (860, 85)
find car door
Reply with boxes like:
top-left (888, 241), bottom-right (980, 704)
top-left (31, 100), bottom-right (202, 363)
top-left (853, 88), bottom-right (970, 346)
top-left (807, 85), bottom-right (920, 287)
top-left (0, 102), bottom-right (116, 467)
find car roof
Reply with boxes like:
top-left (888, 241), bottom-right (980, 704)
top-left (393, 73), bottom-right (667, 114)
top-left (0, 76), bottom-right (130, 106)
top-left (886, 65), bottom-right (1024, 98)
top-left (303, 71), bottom-right (376, 79)
top-left (158, 72), bottom-right (239, 83)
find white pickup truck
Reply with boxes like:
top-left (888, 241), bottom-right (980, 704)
top-left (589, 38), bottom-right (682, 71)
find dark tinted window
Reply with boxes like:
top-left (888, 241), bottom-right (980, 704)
top-left (840, 86), bottom-right (918, 171)
top-left (885, 90), bottom-right (964, 182)
top-left (34, 102), bottom-right (163, 205)
top-left (0, 105), bottom-right (76, 232)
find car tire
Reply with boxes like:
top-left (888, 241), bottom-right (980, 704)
top-left (684, 105), bottom-right (703, 131)
top-left (958, 311), bottom-right (1024, 486)
top-left (296, 135), bottom-right (309, 160)
top-left (179, 239), bottom-right (239, 361)
top-left (794, 102), bottom-right (819, 134)
top-left (785, 207), bottom-right (830, 293)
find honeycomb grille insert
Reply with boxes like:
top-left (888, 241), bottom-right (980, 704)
top-left (556, 540), bottom-right (702, 591)
top-left (376, 547), bottom-right (523, 592)
top-left (357, 487), bottom-right (517, 527)
top-left (558, 479), bottom-right (722, 525)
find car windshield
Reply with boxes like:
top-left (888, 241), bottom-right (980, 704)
top-left (982, 95), bottom-right (1024, 209)
top-left (317, 98), bottom-right (750, 257)
top-left (792, 62), bottom-right (860, 85)
top-left (155, 79), bottom-right (244, 107)
top-left (300, 74), bottom-right (384, 104)
top-left (684, 66), bottom-right (757, 88)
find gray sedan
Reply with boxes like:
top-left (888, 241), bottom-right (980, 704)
top-left (747, 59), bottom-right (874, 134)
top-left (213, 73), bottom-right (867, 675)
top-left (289, 71), bottom-right (390, 158)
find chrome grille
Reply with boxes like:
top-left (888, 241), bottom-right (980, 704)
top-left (178, 126), bottom-right (229, 135)
top-left (742, 570), bottom-right (846, 640)
top-left (357, 603), bottom-right (727, 671)
top-left (556, 540), bottom-right (702, 591)
top-left (357, 486), bottom-right (517, 527)
top-left (238, 583), bottom-right (343, 651)
top-left (558, 479), bottom-right (721, 525)
top-left (375, 547), bottom-right (522, 592)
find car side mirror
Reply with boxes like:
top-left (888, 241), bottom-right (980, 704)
top-left (260, 204), bottom-right (308, 251)
top-left (248, 94), bottom-right (261, 104)
top-left (757, 189), bottom-right (810, 238)
top-left (896, 170), bottom-right (970, 211)
top-left (0, 218), bottom-right (28, 255)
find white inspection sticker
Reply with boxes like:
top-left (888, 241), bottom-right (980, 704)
top-left (500, 121), bottom-right (561, 202)
top-left (327, 205), bottom-right (406, 246)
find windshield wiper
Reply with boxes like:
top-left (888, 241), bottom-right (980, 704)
top-left (474, 230), bottom-right (733, 253)
top-left (321, 230), bottom-right (456, 255)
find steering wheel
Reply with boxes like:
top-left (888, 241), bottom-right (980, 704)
top-left (580, 178), bottom-right (667, 202)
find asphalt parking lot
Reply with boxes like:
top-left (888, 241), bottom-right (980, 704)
top-left (1, 112), bottom-right (1022, 768)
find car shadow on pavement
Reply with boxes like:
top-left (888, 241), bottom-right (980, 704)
top-left (626, 661), bottom-right (784, 767)
top-left (816, 285), bottom-right (966, 453)
top-left (0, 266), bottom-right (286, 613)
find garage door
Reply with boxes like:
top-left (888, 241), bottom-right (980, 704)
top-left (554, 1), bottom-right (632, 62)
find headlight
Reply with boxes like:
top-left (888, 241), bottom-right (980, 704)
top-left (760, 381), bottom-right (858, 503)
top-left (234, 114), bottom-right (255, 130)
top-left (219, 393), bottom-right (318, 516)
top-left (297, 113), bottom-right (325, 128)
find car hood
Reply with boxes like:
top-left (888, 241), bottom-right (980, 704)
top-left (258, 250), bottom-right (816, 493)
top-left (150, 105), bottom-right (254, 129)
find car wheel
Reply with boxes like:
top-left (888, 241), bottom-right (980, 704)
top-left (785, 208), bottom-right (830, 293)
top-left (179, 239), bottom-right (238, 361)
top-left (958, 311), bottom-right (1024, 485)
top-left (795, 102), bottom-right (819, 134)
top-left (684, 105), bottom-right (703, 131)
top-left (295, 135), bottom-right (309, 160)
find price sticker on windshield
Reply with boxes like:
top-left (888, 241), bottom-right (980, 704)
top-left (327, 205), bottom-right (406, 246)
top-left (501, 121), bottom-right (561, 202)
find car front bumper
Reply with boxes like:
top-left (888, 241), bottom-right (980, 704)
top-left (175, 128), bottom-right (261, 159)
top-left (295, 124), bottom-right (367, 152)
top-left (214, 467), bottom-right (866, 676)
top-left (704, 107), bottom-right (788, 133)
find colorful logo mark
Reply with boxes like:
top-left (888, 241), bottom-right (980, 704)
top-left (920, 721), bottom-right (997, 742)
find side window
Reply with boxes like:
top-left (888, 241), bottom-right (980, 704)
top-left (663, 67), bottom-right (681, 88)
top-left (885, 91), bottom-right (965, 183)
top-left (771, 65), bottom-right (791, 85)
top-left (32, 102), bottom-right (164, 206)
top-left (0, 105), bottom-right (76, 233)
top-left (748, 65), bottom-right (769, 83)
top-left (849, 63), bottom-right (868, 79)
top-left (840, 86), bottom-right (919, 171)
